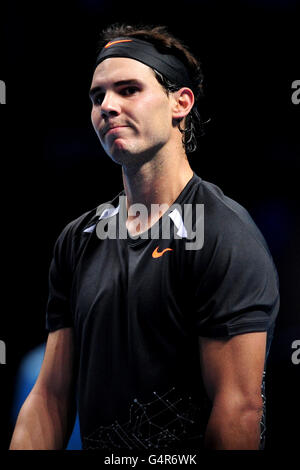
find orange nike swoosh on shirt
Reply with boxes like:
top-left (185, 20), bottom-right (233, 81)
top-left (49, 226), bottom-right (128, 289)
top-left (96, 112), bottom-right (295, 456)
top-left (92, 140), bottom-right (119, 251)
top-left (104, 39), bottom-right (133, 48)
top-left (152, 246), bottom-right (173, 258)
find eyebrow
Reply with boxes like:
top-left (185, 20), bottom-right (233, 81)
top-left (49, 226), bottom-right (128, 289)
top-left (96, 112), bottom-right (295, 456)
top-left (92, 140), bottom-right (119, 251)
top-left (89, 79), bottom-right (142, 100)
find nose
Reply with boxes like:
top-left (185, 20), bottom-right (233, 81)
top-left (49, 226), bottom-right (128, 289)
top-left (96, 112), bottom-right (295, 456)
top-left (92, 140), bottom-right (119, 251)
top-left (100, 91), bottom-right (121, 119)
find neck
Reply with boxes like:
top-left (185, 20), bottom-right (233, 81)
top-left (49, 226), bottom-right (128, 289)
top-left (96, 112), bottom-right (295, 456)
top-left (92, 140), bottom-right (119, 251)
top-left (123, 147), bottom-right (193, 206)
top-left (122, 142), bottom-right (194, 234)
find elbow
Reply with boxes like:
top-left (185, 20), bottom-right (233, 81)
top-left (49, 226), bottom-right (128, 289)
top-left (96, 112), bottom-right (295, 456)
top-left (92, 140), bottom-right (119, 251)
top-left (212, 392), bottom-right (265, 430)
top-left (215, 390), bottom-right (264, 415)
top-left (239, 395), bottom-right (264, 420)
top-left (229, 395), bottom-right (264, 424)
top-left (237, 398), bottom-right (264, 435)
top-left (222, 392), bottom-right (264, 430)
top-left (205, 394), bottom-right (264, 449)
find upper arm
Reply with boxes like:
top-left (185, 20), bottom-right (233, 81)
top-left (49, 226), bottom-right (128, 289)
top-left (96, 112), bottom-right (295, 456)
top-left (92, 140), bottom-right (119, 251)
top-left (199, 332), bottom-right (267, 409)
top-left (32, 327), bottom-right (76, 400)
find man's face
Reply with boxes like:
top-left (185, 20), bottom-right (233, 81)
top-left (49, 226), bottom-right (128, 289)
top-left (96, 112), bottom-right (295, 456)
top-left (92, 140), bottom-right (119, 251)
top-left (90, 57), bottom-right (175, 165)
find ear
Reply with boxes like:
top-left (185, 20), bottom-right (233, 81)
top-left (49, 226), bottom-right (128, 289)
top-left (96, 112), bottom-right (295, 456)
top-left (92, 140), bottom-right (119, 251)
top-left (171, 87), bottom-right (194, 120)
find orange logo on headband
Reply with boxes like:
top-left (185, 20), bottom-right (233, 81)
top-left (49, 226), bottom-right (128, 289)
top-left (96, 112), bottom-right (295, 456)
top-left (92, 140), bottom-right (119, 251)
top-left (104, 39), bottom-right (133, 49)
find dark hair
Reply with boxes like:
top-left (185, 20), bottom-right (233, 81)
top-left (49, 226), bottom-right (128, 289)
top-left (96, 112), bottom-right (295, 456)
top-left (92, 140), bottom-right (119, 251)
top-left (97, 23), bottom-right (206, 154)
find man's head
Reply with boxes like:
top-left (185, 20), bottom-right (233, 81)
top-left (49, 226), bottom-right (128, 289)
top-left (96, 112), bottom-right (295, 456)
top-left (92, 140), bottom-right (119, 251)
top-left (90, 24), bottom-right (205, 165)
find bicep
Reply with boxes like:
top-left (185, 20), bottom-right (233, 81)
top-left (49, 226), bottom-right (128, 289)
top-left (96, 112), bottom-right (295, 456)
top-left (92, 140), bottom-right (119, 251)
top-left (199, 332), bottom-right (267, 407)
top-left (33, 328), bottom-right (75, 399)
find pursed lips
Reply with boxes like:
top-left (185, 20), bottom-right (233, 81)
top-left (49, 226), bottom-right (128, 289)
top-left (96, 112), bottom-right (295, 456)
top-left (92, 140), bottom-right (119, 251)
top-left (102, 125), bottom-right (128, 137)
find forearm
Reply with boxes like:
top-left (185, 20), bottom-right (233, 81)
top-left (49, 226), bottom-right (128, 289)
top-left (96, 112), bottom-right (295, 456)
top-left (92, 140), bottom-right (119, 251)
top-left (204, 401), bottom-right (263, 450)
top-left (9, 390), bottom-right (73, 450)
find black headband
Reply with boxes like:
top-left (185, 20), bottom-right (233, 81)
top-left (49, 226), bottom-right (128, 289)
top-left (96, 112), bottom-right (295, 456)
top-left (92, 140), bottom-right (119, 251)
top-left (95, 37), bottom-right (194, 91)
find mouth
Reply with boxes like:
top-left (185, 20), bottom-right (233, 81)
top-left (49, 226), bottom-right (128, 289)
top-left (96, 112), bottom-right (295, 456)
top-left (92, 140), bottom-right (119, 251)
top-left (103, 125), bottom-right (128, 138)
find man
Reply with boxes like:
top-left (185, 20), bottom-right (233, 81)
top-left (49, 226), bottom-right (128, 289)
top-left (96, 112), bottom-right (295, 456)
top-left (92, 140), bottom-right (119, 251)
top-left (10, 24), bottom-right (279, 451)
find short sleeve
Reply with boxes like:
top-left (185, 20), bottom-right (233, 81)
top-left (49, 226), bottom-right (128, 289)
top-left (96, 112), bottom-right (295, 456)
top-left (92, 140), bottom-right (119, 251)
top-left (192, 210), bottom-right (280, 338)
top-left (45, 223), bottom-right (75, 332)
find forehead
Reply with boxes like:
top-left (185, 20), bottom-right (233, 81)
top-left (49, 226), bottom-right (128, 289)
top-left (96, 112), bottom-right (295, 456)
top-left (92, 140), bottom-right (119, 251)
top-left (91, 57), bottom-right (156, 87)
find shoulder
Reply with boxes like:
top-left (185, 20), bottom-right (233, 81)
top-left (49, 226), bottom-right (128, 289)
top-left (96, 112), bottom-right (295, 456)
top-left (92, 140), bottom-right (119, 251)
top-left (195, 178), bottom-right (255, 229)
top-left (190, 177), bottom-right (279, 289)
top-left (189, 178), bottom-right (279, 337)
top-left (193, 177), bottom-right (272, 256)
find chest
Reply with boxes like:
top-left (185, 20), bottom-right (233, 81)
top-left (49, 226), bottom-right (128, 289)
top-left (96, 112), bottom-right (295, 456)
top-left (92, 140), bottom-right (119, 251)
top-left (71, 234), bottom-right (196, 332)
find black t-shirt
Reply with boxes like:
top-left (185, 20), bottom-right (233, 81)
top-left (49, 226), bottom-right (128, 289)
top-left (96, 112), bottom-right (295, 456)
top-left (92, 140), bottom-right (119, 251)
top-left (46, 173), bottom-right (279, 450)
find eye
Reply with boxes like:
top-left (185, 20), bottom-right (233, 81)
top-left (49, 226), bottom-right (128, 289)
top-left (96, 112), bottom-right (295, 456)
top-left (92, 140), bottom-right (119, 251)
top-left (120, 86), bottom-right (139, 96)
top-left (93, 93), bottom-right (105, 105)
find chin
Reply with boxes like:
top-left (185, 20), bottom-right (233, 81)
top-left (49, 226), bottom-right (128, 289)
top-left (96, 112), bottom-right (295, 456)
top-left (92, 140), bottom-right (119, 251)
top-left (105, 139), bottom-right (164, 167)
top-left (107, 146), bottom-right (135, 166)
top-left (107, 140), bottom-right (140, 163)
